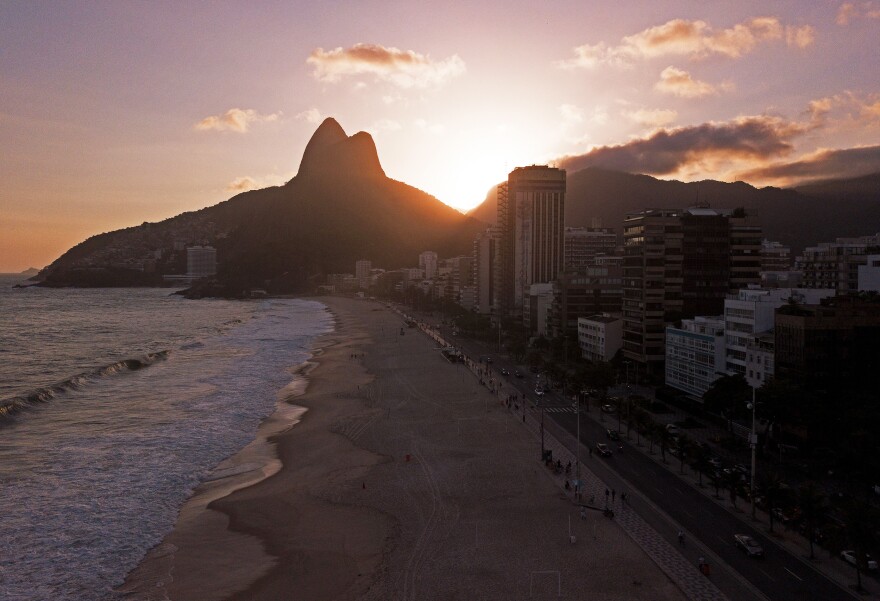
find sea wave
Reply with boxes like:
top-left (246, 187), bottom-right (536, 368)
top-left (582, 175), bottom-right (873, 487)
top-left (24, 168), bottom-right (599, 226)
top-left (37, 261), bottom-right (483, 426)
top-left (0, 350), bottom-right (170, 420)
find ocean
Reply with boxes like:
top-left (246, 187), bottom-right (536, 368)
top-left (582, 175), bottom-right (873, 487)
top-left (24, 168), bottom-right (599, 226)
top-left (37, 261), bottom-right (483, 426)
top-left (0, 275), bottom-right (333, 600)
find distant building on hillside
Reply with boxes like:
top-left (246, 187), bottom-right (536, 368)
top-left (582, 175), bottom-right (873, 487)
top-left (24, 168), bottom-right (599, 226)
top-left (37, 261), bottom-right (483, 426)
top-left (186, 246), bottom-right (217, 278)
top-left (419, 251), bottom-right (438, 279)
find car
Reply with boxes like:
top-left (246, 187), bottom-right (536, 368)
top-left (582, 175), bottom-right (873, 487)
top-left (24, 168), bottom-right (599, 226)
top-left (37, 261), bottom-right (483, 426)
top-left (708, 457), bottom-right (723, 469)
top-left (500, 368), bottom-right (510, 376)
top-left (841, 550), bottom-right (879, 571)
top-left (734, 534), bottom-right (764, 558)
top-left (596, 443), bottom-right (612, 457)
top-left (601, 404), bottom-right (615, 414)
top-left (665, 423), bottom-right (680, 435)
top-left (606, 429), bottom-right (620, 441)
top-left (514, 369), bottom-right (524, 378)
top-left (535, 388), bottom-right (545, 396)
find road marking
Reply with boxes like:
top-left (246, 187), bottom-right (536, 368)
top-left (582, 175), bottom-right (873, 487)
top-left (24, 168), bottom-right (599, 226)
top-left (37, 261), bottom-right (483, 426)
top-left (784, 567), bottom-right (803, 581)
top-left (759, 569), bottom-right (775, 582)
top-left (679, 509), bottom-right (693, 518)
top-left (655, 487), bottom-right (665, 495)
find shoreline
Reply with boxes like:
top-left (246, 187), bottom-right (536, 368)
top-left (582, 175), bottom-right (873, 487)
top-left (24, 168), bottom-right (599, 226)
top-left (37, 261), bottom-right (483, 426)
top-left (122, 297), bottom-right (687, 600)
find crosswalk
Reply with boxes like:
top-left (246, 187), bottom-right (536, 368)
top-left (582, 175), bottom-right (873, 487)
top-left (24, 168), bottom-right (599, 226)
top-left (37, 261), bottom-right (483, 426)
top-left (542, 406), bottom-right (577, 413)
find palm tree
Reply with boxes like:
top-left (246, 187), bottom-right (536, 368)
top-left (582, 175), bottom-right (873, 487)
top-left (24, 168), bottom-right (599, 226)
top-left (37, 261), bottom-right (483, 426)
top-left (838, 498), bottom-right (879, 592)
top-left (798, 481), bottom-right (826, 560)
top-left (676, 434), bottom-right (693, 475)
top-left (691, 445), bottom-right (711, 487)
top-left (759, 470), bottom-right (784, 533)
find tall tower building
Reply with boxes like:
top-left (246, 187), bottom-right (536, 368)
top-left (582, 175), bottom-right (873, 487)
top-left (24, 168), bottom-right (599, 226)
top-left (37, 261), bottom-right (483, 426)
top-left (473, 227), bottom-right (501, 315)
top-left (498, 166), bottom-right (566, 318)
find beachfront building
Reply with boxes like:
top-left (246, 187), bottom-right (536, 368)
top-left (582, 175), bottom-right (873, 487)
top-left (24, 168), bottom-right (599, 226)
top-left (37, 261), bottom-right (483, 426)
top-left (797, 233), bottom-right (880, 293)
top-left (473, 226), bottom-right (501, 315)
top-left (578, 314), bottom-right (623, 362)
top-left (564, 226), bottom-right (619, 273)
top-left (723, 287), bottom-right (834, 375)
top-left (497, 166), bottom-right (566, 319)
top-left (665, 316), bottom-right (726, 399)
top-left (622, 207), bottom-right (762, 373)
top-left (356, 259), bottom-right (372, 290)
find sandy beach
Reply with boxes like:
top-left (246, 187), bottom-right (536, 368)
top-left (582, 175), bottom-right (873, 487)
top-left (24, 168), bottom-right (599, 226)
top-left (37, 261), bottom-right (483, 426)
top-left (121, 296), bottom-right (687, 600)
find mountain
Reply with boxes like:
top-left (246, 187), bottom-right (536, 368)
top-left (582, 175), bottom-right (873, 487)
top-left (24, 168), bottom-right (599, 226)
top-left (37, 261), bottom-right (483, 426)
top-left (38, 118), bottom-right (484, 293)
top-left (469, 168), bottom-right (880, 254)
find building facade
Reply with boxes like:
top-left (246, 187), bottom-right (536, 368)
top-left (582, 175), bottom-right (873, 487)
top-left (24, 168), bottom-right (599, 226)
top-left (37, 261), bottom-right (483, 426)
top-left (186, 246), bottom-right (217, 278)
top-left (578, 314), bottom-right (623, 363)
top-left (355, 259), bottom-right (372, 290)
top-left (498, 166), bottom-right (566, 318)
top-left (665, 316), bottom-right (727, 399)
top-left (419, 251), bottom-right (439, 280)
top-left (564, 227), bottom-right (619, 273)
top-left (797, 233), bottom-right (880, 293)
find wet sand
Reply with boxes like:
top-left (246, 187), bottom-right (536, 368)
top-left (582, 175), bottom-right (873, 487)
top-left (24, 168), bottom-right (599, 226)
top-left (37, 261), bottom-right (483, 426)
top-left (121, 297), bottom-right (686, 600)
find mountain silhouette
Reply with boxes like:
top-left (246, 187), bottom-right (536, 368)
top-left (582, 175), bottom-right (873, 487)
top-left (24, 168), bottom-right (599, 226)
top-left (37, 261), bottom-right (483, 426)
top-left (469, 167), bottom-right (880, 254)
top-left (38, 119), bottom-right (483, 293)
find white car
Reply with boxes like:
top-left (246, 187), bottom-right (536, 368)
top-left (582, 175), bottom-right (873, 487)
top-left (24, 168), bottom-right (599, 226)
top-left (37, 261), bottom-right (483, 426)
top-left (734, 534), bottom-right (764, 558)
top-left (841, 550), bottom-right (878, 571)
top-left (535, 388), bottom-right (545, 396)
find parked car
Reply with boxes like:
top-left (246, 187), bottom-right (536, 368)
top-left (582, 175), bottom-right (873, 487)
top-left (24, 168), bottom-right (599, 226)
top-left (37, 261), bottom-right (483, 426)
top-left (665, 423), bottom-right (680, 435)
top-left (601, 404), bottom-right (615, 414)
top-left (708, 457), bottom-right (723, 469)
top-left (606, 429), bottom-right (620, 441)
top-left (500, 368), bottom-right (510, 376)
top-left (841, 550), bottom-right (878, 571)
top-left (535, 388), bottom-right (545, 396)
top-left (734, 534), bottom-right (764, 558)
top-left (596, 443), bottom-right (612, 457)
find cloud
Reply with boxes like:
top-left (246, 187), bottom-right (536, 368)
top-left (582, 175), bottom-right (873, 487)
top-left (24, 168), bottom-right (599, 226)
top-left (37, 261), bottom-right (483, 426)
top-left (622, 107), bottom-right (679, 127)
top-left (736, 145), bottom-right (880, 185)
top-left (554, 115), bottom-right (806, 176)
top-left (837, 2), bottom-right (880, 25)
top-left (369, 119), bottom-right (402, 134)
top-left (786, 25), bottom-right (816, 49)
top-left (560, 104), bottom-right (584, 124)
top-left (557, 16), bottom-right (813, 68)
top-left (414, 118), bottom-right (445, 135)
top-left (195, 108), bottom-right (280, 133)
top-left (307, 43), bottom-right (465, 88)
top-left (226, 176), bottom-right (258, 192)
top-left (295, 108), bottom-right (323, 125)
top-left (804, 91), bottom-right (880, 128)
top-left (655, 66), bottom-right (729, 98)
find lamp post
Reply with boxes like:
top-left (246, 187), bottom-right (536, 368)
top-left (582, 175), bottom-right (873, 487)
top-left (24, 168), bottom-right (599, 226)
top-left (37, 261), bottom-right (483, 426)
top-left (576, 393), bottom-right (581, 496)
top-left (540, 399), bottom-right (546, 458)
top-left (748, 384), bottom-right (758, 521)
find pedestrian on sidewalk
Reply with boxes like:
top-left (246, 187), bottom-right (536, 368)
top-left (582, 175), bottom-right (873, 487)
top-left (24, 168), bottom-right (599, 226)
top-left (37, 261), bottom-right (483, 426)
top-left (621, 491), bottom-right (627, 504)
top-left (611, 489), bottom-right (616, 503)
top-left (580, 506), bottom-right (586, 520)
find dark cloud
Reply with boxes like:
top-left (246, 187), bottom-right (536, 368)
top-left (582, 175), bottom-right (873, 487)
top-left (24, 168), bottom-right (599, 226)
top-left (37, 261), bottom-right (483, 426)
top-left (736, 145), bottom-right (880, 185)
top-left (555, 116), bottom-right (803, 175)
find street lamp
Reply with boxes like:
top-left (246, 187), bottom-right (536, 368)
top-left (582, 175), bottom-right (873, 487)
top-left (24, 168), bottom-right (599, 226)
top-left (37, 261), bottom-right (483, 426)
top-left (747, 384), bottom-right (758, 521)
top-left (540, 398), bottom-right (546, 458)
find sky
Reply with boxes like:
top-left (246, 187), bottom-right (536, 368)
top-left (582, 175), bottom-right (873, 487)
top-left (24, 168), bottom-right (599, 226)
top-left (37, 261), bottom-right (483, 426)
top-left (1, 1), bottom-right (879, 272)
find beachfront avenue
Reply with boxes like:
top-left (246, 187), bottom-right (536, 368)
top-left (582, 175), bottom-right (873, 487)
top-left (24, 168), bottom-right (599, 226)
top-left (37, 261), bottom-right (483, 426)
top-left (417, 308), bottom-right (857, 601)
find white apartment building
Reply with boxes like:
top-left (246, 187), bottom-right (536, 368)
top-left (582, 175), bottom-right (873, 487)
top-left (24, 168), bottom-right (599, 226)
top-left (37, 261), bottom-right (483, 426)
top-left (665, 316), bottom-right (726, 399)
top-left (745, 332), bottom-right (774, 388)
top-left (577, 314), bottom-right (622, 363)
top-left (858, 255), bottom-right (880, 292)
top-left (524, 283), bottom-right (554, 337)
top-left (724, 287), bottom-right (834, 375)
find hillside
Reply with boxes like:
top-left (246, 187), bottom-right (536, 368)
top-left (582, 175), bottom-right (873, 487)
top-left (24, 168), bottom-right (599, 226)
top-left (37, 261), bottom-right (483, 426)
top-left (38, 119), bottom-right (484, 292)
top-left (469, 168), bottom-right (880, 254)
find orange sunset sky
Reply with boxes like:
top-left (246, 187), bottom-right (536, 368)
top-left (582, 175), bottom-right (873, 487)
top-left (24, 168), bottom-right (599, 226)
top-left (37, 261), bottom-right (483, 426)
top-left (2, 1), bottom-right (879, 272)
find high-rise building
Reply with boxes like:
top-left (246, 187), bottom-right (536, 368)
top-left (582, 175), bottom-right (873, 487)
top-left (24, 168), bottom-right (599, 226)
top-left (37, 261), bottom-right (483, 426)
top-left (564, 227), bottom-right (619, 273)
top-left (797, 233), bottom-right (880, 293)
top-left (760, 240), bottom-right (792, 272)
top-left (665, 316), bottom-right (727, 398)
top-left (547, 259), bottom-right (623, 338)
top-left (355, 259), bottom-right (372, 290)
top-left (186, 246), bottom-right (217, 278)
top-left (497, 166), bottom-right (565, 318)
top-left (419, 251), bottom-right (439, 279)
top-left (622, 207), bottom-right (762, 370)
top-left (473, 227), bottom-right (501, 315)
